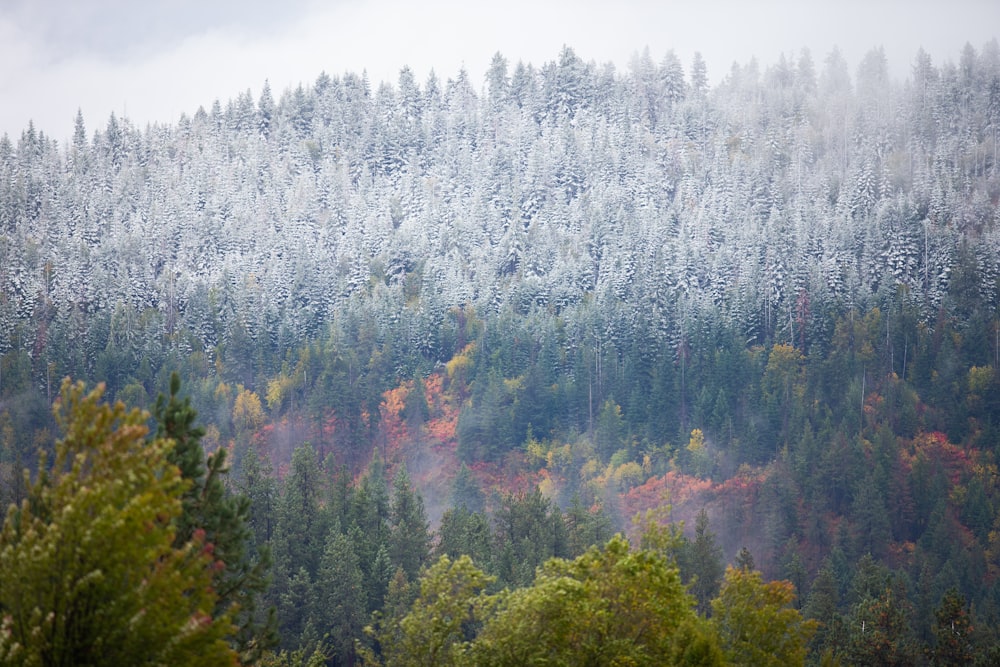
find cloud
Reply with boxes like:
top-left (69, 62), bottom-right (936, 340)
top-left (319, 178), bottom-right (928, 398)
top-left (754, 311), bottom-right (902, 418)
top-left (0, 0), bottom-right (997, 142)
top-left (6, 0), bottom-right (323, 62)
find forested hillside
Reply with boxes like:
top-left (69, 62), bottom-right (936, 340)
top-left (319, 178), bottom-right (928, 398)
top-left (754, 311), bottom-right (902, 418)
top-left (3, 41), bottom-right (1000, 664)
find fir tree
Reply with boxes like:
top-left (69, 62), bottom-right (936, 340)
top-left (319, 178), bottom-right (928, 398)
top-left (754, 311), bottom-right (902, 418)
top-left (688, 508), bottom-right (724, 615)
top-left (388, 466), bottom-right (432, 582)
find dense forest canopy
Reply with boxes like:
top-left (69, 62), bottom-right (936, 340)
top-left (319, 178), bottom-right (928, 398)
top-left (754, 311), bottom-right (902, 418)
top-left (2, 40), bottom-right (1000, 664)
top-left (2, 43), bottom-right (998, 393)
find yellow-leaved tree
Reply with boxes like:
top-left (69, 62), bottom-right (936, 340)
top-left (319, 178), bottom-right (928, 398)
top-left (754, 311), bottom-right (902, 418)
top-left (711, 565), bottom-right (817, 666)
top-left (0, 380), bottom-right (238, 666)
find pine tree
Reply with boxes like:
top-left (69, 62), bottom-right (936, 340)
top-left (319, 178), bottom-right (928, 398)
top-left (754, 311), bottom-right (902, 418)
top-left (845, 575), bottom-right (919, 666)
top-left (270, 444), bottom-right (328, 651)
top-left (274, 444), bottom-right (327, 578)
top-left (493, 488), bottom-right (569, 587)
top-left (240, 442), bottom-right (279, 551)
top-left (735, 546), bottom-right (756, 571)
top-left (564, 494), bottom-right (614, 558)
top-left (803, 562), bottom-right (840, 655)
top-left (436, 506), bottom-right (494, 570)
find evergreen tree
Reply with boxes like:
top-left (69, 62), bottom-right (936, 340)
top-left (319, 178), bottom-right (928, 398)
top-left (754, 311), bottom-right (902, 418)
top-left (688, 508), bottom-right (724, 615)
top-left (153, 372), bottom-right (276, 661)
top-left (930, 588), bottom-right (974, 666)
top-left (690, 52), bottom-right (708, 98)
top-left (450, 462), bottom-right (485, 513)
top-left (274, 444), bottom-right (327, 578)
top-left (845, 576), bottom-right (919, 666)
top-left (351, 456), bottom-right (393, 612)
top-left (436, 506), bottom-right (494, 571)
top-left (564, 494), bottom-right (615, 558)
top-left (388, 466), bottom-right (431, 582)
top-left (314, 532), bottom-right (368, 665)
top-left (803, 562), bottom-right (840, 654)
top-left (735, 546), bottom-right (756, 571)
top-left (240, 442), bottom-right (279, 552)
top-left (595, 398), bottom-right (625, 460)
top-left (493, 488), bottom-right (569, 587)
top-left (270, 444), bottom-right (327, 650)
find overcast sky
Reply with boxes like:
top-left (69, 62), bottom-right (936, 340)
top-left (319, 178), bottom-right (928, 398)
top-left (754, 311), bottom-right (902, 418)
top-left (1, 0), bottom-right (998, 144)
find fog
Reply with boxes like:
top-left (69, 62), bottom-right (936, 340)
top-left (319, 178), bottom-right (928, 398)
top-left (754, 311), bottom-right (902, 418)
top-left (1, 0), bottom-right (997, 142)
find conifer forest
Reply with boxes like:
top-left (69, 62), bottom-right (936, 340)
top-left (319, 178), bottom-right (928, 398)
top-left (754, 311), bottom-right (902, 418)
top-left (3, 41), bottom-right (1000, 664)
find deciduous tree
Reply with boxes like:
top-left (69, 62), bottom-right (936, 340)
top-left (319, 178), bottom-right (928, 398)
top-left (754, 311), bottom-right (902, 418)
top-left (473, 536), bottom-right (723, 666)
top-left (0, 380), bottom-right (237, 666)
top-left (363, 555), bottom-right (497, 667)
top-left (711, 566), bottom-right (817, 666)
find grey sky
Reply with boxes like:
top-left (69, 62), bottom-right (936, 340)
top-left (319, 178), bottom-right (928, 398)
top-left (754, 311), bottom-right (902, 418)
top-left (1, 0), bottom-right (998, 143)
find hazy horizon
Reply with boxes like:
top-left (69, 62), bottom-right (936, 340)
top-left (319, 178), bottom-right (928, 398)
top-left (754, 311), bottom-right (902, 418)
top-left (2, 0), bottom-right (998, 143)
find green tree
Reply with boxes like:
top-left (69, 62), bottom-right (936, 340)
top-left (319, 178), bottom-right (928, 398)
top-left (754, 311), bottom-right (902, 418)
top-left (314, 532), bottom-right (368, 666)
top-left (403, 374), bottom-right (430, 425)
top-left (153, 372), bottom-right (275, 661)
top-left (450, 463), bottom-right (484, 513)
top-left (595, 398), bottom-right (625, 461)
top-left (493, 488), bottom-right (569, 587)
top-left (687, 508), bottom-right (724, 615)
top-left (436, 506), bottom-right (493, 571)
top-left (364, 555), bottom-right (497, 667)
top-left (0, 411), bottom-right (20, 511)
top-left (0, 380), bottom-right (237, 666)
top-left (564, 494), bottom-right (614, 558)
top-left (685, 428), bottom-right (713, 478)
top-left (930, 588), bottom-right (974, 666)
top-left (350, 456), bottom-right (392, 613)
top-left (388, 466), bottom-right (431, 582)
top-left (274, 444), bottom-right (327, 578)
top-left (270, 444), bottom-right (328, 649)
top-left (762, 343), bottom-right (805, 447)
top-left (844, 578), bottom-right (918, 667)
top-left (240, 443), bottom-right (279, 552)
top-left (852, 472), bottom-right (891, 560)
top-left (735, 546), bottom-right (756, 571)
top-left (803, 562), bottom-right (840, 655)
top-left (633, 500), bottom-right (688, 564)
top-left (473, 535), bottom-right (723, 666)
top-left (711, 566), bottom-right (817, 667)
